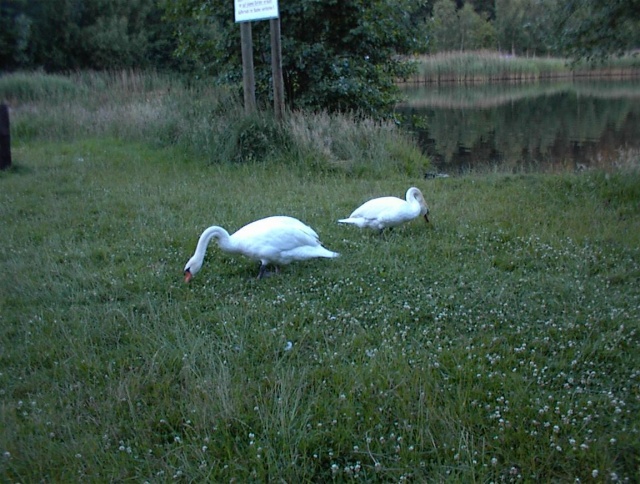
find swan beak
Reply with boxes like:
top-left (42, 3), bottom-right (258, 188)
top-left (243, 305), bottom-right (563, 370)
top-left (423, 213), bottom-right (430, 223)
top-left (184, 270), bottom-right (193, 283)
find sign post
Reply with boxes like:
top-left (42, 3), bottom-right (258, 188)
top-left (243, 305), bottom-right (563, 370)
top-left (270, 18), bottom-right (284, 120)
top-left (240, 22), bottom-right (256, 114)
top-left (234, 0), bottom-right (284, 119)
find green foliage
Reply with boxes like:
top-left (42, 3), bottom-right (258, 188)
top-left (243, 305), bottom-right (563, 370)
top-left (221, 110), bottom-right (290, 164)
top-left (0, 0), bottom-right (180, 71)
top-left (430, 0), bottom-right (495, 52)
top-left (431, 0), bottom-right (459, 51)
top-left (557, 0), bottom-right (640, 61)
top-left (495, 0), bottom-right (559, 55)
top-left (164, 0), bottom-right (428, 117)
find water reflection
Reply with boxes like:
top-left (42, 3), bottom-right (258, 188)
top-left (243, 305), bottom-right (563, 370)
top-left (397, 80), bottom-right (640, 174)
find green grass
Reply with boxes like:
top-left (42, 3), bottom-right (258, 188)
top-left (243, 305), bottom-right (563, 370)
top-left (1, 138), bottom-right (639, 482)
top-left (1, 72), bottom-right (639, 481)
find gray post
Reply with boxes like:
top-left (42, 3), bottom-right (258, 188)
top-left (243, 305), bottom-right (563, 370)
top-left (270, 18), bottom-right (285, 120)
top-left (0, 104), bottom-right (11, 170)
top-left (240, 22), bottom-right (256, 114)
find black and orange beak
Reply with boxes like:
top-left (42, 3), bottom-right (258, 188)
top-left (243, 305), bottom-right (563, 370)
top-left (184, 269), bottom-right (193, 283)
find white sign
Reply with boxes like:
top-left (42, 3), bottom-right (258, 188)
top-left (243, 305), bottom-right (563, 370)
top-left (235, 0), bottom-right (279, 23)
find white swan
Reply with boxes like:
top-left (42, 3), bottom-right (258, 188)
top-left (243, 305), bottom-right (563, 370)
top-left (184, 216), bottom-right (339, 281)
top-left (338, 187), bottom-right (429, 233)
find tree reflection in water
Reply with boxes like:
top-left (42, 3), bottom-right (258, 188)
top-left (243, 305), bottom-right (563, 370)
top-left (398, 80), bottom-right (640, 174)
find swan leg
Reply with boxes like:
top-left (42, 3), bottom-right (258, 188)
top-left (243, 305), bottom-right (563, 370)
top-left (257, 263), bottom-right (268, 279)
top-left (257, 263), bottom-right (280, 279)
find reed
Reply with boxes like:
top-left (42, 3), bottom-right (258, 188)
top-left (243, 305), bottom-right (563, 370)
top-left (406, 50), bottom-right (640, 84)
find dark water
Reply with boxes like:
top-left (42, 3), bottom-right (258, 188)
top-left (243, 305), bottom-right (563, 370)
top-left (397, 79), bottom-right (640, 174)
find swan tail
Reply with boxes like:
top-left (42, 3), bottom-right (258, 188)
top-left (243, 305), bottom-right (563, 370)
top-left (338, 218), bottom-right (357, 225)
top-left (315, 247), bottom-right (340, 259)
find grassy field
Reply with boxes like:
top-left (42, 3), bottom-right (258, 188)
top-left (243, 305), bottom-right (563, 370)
top-left (1, 73), bottom-right (640, 481)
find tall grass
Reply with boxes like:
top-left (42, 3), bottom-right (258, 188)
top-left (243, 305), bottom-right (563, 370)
top-left (1, 72), bottom-right (639, 482)
top-left (0, 71), bottom-right (427, 178)
top-left (407, 50), bottom-right (640, 84)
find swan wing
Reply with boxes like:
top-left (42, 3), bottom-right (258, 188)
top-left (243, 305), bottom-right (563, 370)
top-left (340, 196), bottom-right (415, 228)
top-left (233, 216), bottom-right (319, 242)
top-left (231, 216), bottom-right (331, 263)
top-left (349, 196), bottom-right (405, 219)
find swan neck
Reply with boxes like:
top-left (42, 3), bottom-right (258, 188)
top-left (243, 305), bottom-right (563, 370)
top-left (195, 226), bottom-right (232, 258)
top-left (406, 188), bottom-right (426, 215)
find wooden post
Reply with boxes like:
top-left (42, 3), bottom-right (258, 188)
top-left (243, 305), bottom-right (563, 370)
top-left (240, 22), bottom-right (256, 114)
top-left (270, 18), bottom-right (285, 120)
top-left (0, 104), bottom-right (11, 170)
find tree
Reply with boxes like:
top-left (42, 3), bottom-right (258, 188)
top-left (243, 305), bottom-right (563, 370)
top-left (431, 0), bottom-right (459, 51)
top-left (495, 0), bottom-right (558, 55)
top-left (0, 0), bottom-right (179, 71)
top-left (458, 2), bottom-right (495, 51)
top-left (0, 0), bottom-right (33, 69)
top-left (429, 0), bottom-right (494, 52)
top-left (164, 0), bottom-right (428, 117)
top-left (557, 0), bottom-right (640, 60)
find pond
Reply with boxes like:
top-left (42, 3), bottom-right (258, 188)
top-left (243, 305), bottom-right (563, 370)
top-left (397, 79), bottom-right (640, 175)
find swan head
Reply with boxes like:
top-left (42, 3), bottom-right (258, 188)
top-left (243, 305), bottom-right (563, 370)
top-left (183, 256), bottom-right (203, 283)
top-left (409, 187), bottom-right (430, 223)
top-left (422, 205), bottom-right (430, 223)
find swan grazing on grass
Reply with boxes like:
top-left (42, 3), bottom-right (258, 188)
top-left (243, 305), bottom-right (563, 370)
top-left (184, 216), bottom-right (339, 281)
top-left (338, 187), bottom-right (430, 233)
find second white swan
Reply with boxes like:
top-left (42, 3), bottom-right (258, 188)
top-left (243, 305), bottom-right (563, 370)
top-left (338, 187), bottom-right (430, 233)
top-left (184, 216), bottom-right (339, 281)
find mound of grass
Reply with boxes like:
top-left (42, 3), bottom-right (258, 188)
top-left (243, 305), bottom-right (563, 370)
top-left (1, 135), bottom-right (639, 481)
